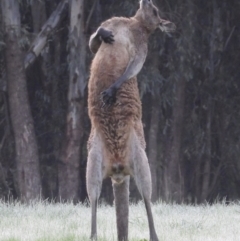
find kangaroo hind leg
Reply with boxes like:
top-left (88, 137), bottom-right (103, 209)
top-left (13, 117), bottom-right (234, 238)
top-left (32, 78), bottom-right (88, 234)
top-left (133, 147), bottom-right (159, 241)
top-left (86, 134), bottom-right (104, 240)
top-left (112, 176), bottom-right (130, 241)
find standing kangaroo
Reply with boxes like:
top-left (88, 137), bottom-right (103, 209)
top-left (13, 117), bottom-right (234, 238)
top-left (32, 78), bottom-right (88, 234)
top-left (87, 0), bottom-right (175, 240)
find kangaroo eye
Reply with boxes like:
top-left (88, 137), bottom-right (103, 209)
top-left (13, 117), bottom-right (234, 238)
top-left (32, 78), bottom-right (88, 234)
top-left (153, 9), bottom-right (157, 16)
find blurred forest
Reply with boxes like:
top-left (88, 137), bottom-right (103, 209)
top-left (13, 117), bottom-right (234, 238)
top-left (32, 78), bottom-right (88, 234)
top-left (0, 0), bottom-right (240, 204)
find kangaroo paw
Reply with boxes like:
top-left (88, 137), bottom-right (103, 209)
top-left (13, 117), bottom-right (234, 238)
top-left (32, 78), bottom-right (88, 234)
top-left (98, 28), bottom-right (114, 44)
top-left (101, 87), bottom-right (117, 107)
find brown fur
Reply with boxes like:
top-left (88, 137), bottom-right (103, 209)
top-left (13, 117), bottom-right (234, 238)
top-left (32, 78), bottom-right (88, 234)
top-left (87, 0), bottom-right (175, 240)
top-left (88, 16), bottom-right (149, 180)
top-left (88, 14), bottom-right (166, 180)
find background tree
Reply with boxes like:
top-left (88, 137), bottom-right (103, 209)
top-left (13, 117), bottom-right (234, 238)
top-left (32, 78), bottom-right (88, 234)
top-left (0, 0), bottom-right (240, 203)
top-left (1, 0), bottom-right (41, 201)
top-left (58, 0), bottom-right (86, 202)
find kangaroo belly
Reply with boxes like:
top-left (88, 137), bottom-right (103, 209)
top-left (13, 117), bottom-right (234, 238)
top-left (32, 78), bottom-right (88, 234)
top-left (89, 75), bottom-right (141, 140)
top-left (88, 78), bottom-right (142, 183)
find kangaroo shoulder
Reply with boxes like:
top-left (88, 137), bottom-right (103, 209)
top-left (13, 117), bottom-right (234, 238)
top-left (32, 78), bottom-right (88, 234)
top-left (101, 17), bottom-right (129, 30)
top-left (103, 17), bottom-right (138, 34)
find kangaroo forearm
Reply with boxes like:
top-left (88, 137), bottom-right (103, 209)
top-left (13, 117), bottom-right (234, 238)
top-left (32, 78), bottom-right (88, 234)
top-left (89, 30), bottom-right (101, 54)
top-left (110, 57), bottom-right (145, 91)
top-left (89, 27), bottom-right (114, 54)
top-left (89, 35), bottom-right (101, 54)
top-left (112, 75), bottom-right (129, 90)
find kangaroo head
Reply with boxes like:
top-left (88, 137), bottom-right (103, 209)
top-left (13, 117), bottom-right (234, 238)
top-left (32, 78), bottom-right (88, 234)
top-left (137, 0), bottom-right (176, 33)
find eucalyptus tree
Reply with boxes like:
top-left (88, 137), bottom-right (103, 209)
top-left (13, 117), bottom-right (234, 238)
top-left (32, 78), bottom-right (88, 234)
top-left (1, 0), bottom-right (41, 201)
top-left (58, 0), bottom-right (87, 202)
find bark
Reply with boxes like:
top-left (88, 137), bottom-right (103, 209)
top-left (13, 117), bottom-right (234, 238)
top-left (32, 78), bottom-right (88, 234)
top-left (200, 100), bottom-right (212, 202)
top-left (0, 55), bottom-right (7, 92)
top-left (148, 97), bottom-right (160, 202)
top-left (31, 0), bottom-right (47, 33)
top-left (170, 78), bottom-right (186, 202)
top-left (200, 0), bottom-right (221, 202)
top-left (30, 0), bottom-right (59, 199)
top-left (0, 93), bottom-right (11, 197)
top-left (24, 0), bottom-right (68, 69)
top-left (2, 0), bottom-right (41, 201)
top-left (194, 158), bottom-right (201, 203)
top-left (85, 0), bottom-right (99, 32)
top-left (48, 30), bottom-right (66, 199)
top-left (164, 77), bottom-right (186, 203)
top-left (58, 0), bottom-right (86, 202)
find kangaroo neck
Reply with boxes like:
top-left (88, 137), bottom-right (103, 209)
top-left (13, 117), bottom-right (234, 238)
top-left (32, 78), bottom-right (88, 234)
top-left (133, 10), bottom-right (155, 35)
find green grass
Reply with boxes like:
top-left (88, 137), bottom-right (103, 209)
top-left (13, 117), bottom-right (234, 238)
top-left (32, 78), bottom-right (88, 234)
top-left (0, 200), bottom-right (240, 241)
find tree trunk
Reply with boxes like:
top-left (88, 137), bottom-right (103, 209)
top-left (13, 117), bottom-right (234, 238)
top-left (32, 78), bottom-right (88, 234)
top-left (30, 0), bottom-right (59, 199)
top-left (24, 0), bottom-right (68, 69)
top-left (164, 77), bottom-right (186, 203)
top-left (31, 0), bottom-right (47, 33)
top-left (148, 97), bottom-right (160, 202)
top-left (200, 0), bottom-right (220, 202)
top-left (2, 0), bottom-right (41, 201)
top-left (58, 0), bottom-right (86, 202)
top-left (200, 100), bottom-right (212, 202)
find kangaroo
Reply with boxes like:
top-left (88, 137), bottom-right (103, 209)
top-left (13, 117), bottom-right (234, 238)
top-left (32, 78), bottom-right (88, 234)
top-left (87, 0), bottom-right (175, 240)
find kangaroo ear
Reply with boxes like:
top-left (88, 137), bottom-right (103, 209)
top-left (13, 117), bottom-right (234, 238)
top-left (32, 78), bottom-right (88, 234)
top-left (159, 20), bottom-right (176, 32)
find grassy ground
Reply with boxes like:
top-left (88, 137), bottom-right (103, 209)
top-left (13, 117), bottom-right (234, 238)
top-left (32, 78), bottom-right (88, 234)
top-left (0, 200), bottom-right (239, 241)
